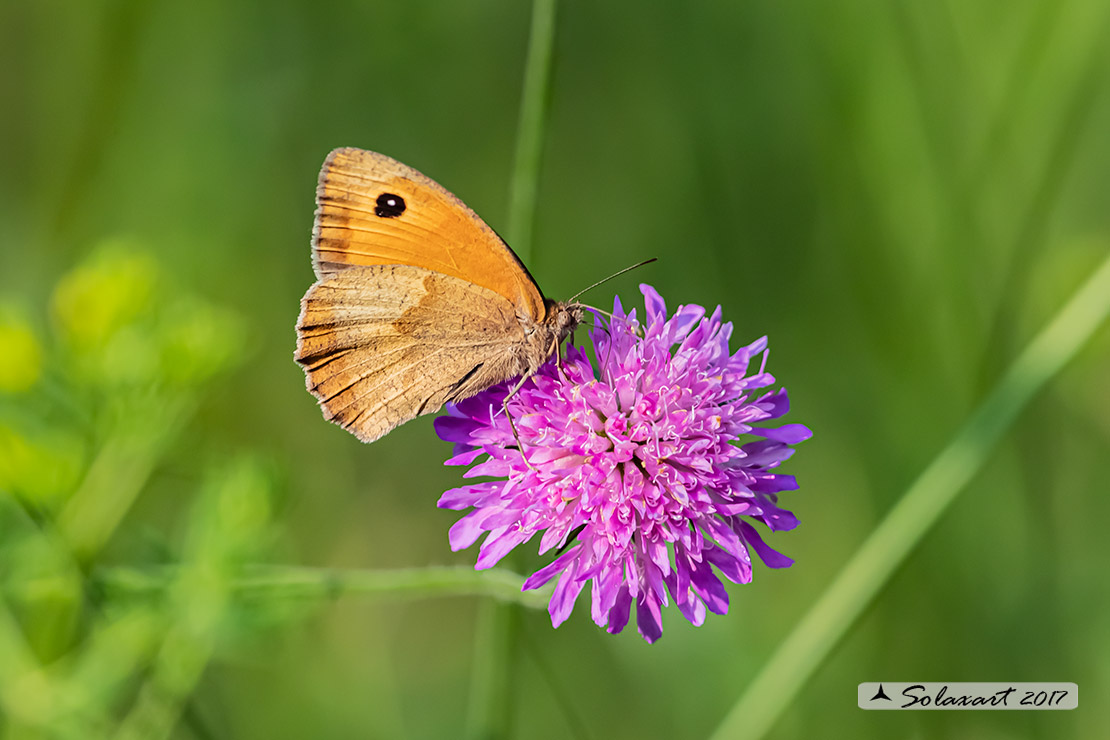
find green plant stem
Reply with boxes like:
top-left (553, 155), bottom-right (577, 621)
top-left (466, 1), bottom-right (559, 738)
top-left (465, 599), bottom-right (517, 740)
top-left (505, 0), bottom-right (558, 261)
top-left (58, 395), bottom-right (194, 561)
top-left (85, 565), bottom-right (550, 609)
top-left (709, 249), bottom-right (1110, 740)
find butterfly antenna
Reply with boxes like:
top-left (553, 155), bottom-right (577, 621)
top-left (568, 258), bottom-right (657, 304)
top-left (578, 305), bottom-right (620, 323)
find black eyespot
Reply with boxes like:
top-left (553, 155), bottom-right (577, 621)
top-left (375, 193), bottom-right (406, 218)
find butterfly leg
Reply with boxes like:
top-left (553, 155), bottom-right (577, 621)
top-left (552, 334), bottom-right (572, 382)
top-left (501, 334), bottom-right (567, 471)
top-left (501, 373), bottom-right (536, 471)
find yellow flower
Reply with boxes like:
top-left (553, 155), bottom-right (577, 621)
top-left (51, 242), bottom-right (158, 351)
top-left (0, 311), bottom-right (43, 393)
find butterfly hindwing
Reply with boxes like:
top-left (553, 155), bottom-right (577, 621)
top-left (295, 264), bottom-right (530, 443)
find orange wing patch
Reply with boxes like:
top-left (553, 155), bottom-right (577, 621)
top-left (312, 148), bottom-right (546, 321)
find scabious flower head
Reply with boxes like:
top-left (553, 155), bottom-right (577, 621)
top-left (435, 285), bottom-right (811, 642)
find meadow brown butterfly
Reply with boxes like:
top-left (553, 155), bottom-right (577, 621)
top-left (295, 148), bottom-right (583, 443)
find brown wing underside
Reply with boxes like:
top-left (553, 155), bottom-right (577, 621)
top-left (295, 264), bottom-right (530, 443)
top-left (312, 147), bottom-right (546, 321)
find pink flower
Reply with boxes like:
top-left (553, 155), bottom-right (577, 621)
top-left (435, 285), bottom-right (811, 642)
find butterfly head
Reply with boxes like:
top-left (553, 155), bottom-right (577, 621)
top-left (546, 299), bottom-right (584, 343)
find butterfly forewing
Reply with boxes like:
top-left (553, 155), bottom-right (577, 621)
top-left (313, 148), bottom-right (545, 321)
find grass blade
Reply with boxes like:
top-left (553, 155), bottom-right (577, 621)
top-left (710, 249), bottom-right (1110, 740)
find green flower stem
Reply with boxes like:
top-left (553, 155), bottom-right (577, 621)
top-left (709, 249), bottom-right (1110, 740)
top-left (88, 565), bottom-right (550, 609)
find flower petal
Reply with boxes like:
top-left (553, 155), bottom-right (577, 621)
top-left (523, 546), bottom-right (582, 590)
top-left (447, 510), bottom-right (491, 551)
top-left (475, 525), bottom-right (530, 569)
top-left (433, 415), bottom-right (476, 443)
top-left (549, 567), bottom-right (587, 627)
top-left (738, 521), bottom-right (794, 568)
top-left (636, 593), bottom-right (664, 643)
top-left (640, 284), bottom-right (667, 322)
top-left (606, 585), bottom-right (633, 634)
top-left (750, 423), bottom-right (813, 445)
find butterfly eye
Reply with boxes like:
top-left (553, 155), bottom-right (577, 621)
top-left (375, 193), bottom-right (406, 218)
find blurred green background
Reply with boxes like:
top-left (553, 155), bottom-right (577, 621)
top-left (2, 0), bottom-right (1109, 738)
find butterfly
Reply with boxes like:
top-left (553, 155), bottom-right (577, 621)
top-left (294, 148), bottom-right (583, 443)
